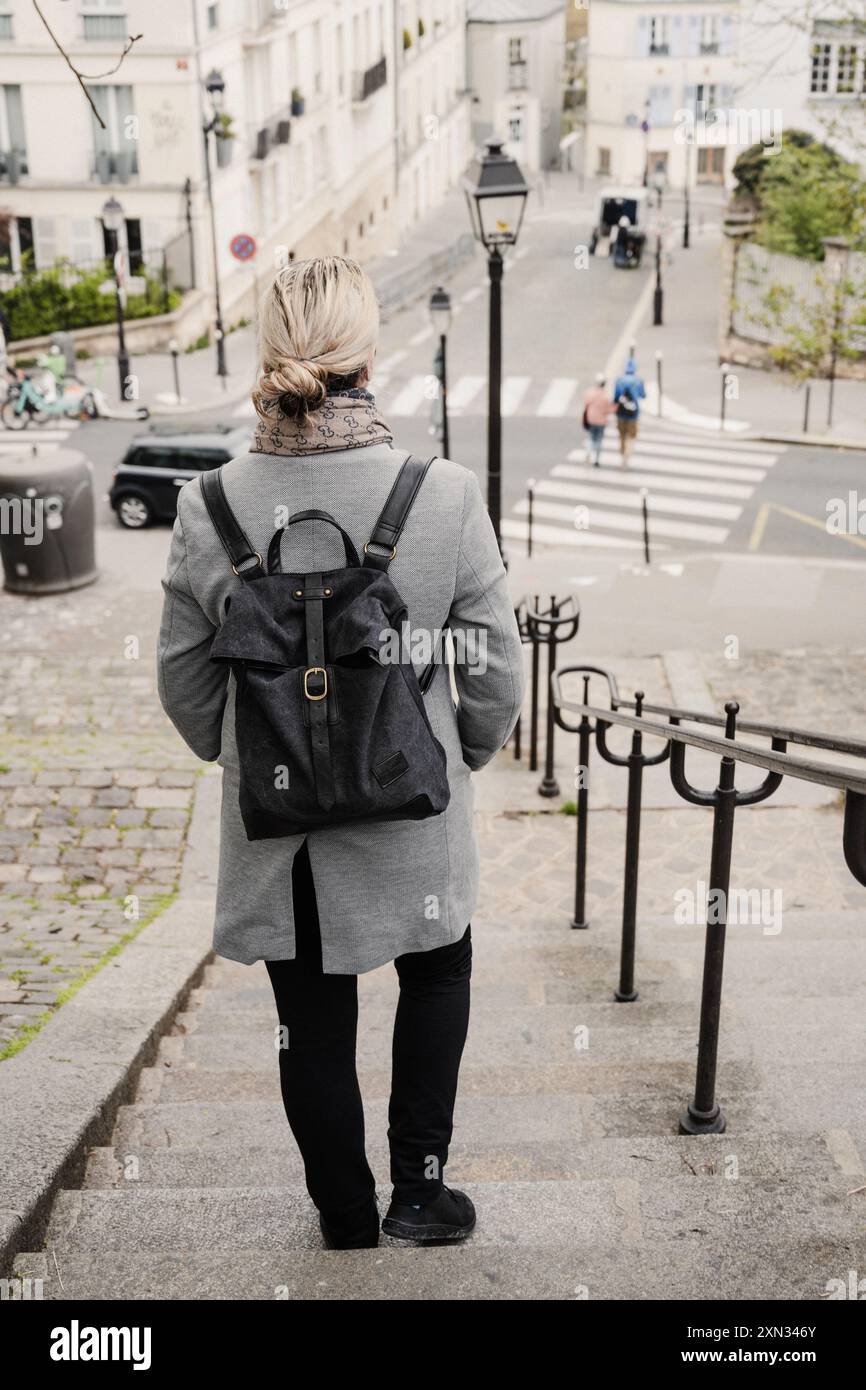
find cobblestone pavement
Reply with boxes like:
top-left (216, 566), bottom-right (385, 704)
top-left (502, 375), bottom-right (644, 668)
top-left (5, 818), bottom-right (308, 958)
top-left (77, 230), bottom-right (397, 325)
top-left (700, 647), bottom-right (866, 733)
top-left (0, 580), bottom-right (198, 1051)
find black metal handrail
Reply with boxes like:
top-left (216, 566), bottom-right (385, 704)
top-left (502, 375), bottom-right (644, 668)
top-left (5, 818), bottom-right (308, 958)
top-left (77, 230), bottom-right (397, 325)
top-left (550, 665), bottom-right (866, 1138)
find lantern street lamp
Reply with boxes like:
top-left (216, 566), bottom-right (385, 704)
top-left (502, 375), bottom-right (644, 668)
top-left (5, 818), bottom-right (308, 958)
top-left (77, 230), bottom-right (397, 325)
top-left (101, 195), bottom-right (130, 400)
top-left (463, 137), bottom-right (529, 553)
top-left (429, 284), bottom-right (452, 458)
top-left (203, 67), bottom-right (228, 384)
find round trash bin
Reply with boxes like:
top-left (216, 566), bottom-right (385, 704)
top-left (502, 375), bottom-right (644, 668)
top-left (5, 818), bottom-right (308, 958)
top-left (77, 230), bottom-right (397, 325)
top-left (0, 448), bottom-right (98, 594)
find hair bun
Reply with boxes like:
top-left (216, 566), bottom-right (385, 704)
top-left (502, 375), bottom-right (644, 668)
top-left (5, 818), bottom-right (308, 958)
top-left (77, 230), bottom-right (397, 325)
top-left (252, 356), bottom-right (327, 419)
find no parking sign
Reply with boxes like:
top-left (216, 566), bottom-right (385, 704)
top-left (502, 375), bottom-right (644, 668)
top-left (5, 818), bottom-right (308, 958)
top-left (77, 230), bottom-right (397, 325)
top-left (230, 233), bottom-right (257, 262)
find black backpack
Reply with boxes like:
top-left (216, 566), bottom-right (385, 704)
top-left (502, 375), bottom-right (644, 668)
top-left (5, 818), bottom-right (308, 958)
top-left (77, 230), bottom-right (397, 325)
top-left (201, 454), bottom-right (451, 842)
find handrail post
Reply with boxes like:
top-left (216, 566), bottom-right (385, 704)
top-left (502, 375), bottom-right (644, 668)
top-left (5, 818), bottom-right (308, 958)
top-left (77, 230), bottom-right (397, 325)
top-left (539, 596), bottom-right (561, 797)
top-left (616, 697), bottom-right (646, 1001)
top-left (529, 594), bottom-right (540, 771)
top-left (572, 675), bottom-right (591, 930)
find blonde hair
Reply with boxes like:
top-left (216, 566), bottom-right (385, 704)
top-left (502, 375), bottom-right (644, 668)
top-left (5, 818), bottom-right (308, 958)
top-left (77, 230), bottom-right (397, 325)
top-left (252, 256), bottom-right (380, 420)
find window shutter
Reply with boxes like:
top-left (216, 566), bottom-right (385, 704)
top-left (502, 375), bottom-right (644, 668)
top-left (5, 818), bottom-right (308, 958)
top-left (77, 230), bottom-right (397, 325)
top-left (33, 216), bottom-right (58, 270)
top-left (70, 217), bottom-right (100, 264)
top-left (635, 16), bottom-right (649, 58)
top-left (720, 15), bottom-right (735, 58)
top-left (670, 16), bottom-right (685, 58)
top-left (687, 15), bottom-right (700, 57)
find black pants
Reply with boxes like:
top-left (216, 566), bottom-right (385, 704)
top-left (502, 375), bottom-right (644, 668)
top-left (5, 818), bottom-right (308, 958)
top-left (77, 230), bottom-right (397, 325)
top-left (265, 841), bottom-right (472, 1225)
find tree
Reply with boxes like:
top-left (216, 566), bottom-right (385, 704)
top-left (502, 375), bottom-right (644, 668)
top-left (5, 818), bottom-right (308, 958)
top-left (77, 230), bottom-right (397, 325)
top-left (753, 142), bottom-right (866, 260)
top-left (731, 129), bottom-right (838, 204)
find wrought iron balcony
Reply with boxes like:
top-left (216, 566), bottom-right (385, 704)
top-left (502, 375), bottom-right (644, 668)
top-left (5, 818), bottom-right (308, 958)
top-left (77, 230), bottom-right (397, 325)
top-left (248, 106), bottom-right (292, 159)
top-left (352, 55), bottom-right (387, 104)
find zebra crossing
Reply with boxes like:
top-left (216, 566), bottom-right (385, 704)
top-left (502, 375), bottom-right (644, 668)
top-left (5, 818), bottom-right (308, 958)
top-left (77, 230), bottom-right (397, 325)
top-left (0, 420), bottom-right (82, 454)
top-left (502, 418), bottom-right (780, 552)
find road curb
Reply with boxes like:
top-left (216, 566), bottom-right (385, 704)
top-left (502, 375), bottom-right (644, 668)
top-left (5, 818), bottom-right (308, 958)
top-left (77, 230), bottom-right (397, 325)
top-left (749, 432), bottom-right (866, 452)
top-left (0, 772), bottom-right (221, 1275)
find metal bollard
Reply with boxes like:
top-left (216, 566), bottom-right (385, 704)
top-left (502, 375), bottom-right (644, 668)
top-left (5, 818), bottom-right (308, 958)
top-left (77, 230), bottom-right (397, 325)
top-left (526, 477), bottom-right (535, 558)
top-left (529, 593), bottom-right (541, 771)
top-left (595, 691), bottom-right (671, 999)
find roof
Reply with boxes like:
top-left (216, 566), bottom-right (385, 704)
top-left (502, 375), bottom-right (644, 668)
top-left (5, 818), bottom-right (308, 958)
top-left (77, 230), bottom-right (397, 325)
top-left (467, 0), bottom-right (565, 24)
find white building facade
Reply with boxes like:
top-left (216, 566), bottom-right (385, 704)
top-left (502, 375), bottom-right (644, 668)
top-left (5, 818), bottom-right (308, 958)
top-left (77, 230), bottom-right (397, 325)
top-left (466, 0), bottom-right (567, 175)
top-left (0, 0), bottom-right (471, 334)
top-left (585, 0), bottom-right (740, 190)
top-left (737, 0), bottom-right (866, 170)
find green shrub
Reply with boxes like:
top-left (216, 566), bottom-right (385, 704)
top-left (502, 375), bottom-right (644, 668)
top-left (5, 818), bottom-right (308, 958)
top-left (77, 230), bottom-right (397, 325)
top-left (3, 260), bottom-right (181, 341)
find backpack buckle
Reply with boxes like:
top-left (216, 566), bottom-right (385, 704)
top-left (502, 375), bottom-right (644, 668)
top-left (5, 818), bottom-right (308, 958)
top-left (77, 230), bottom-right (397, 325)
top-left (364, 541), bottom-right (397, 561)
top-left (304, 667), bottom-right (328, 701)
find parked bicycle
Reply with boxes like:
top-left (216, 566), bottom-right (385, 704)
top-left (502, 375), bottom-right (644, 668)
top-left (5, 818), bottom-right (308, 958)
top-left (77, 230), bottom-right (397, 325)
top-left (1, 371), bottom-right (99, 429)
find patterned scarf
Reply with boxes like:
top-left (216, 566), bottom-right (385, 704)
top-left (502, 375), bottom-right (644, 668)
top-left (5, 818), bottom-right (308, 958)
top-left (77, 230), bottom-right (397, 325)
top-left (250, 387), bottom-right (394, 456)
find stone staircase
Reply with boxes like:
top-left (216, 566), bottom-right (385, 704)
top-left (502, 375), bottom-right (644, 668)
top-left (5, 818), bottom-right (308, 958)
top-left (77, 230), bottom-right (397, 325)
top-left (14, 806), bottom-right (866, 1300)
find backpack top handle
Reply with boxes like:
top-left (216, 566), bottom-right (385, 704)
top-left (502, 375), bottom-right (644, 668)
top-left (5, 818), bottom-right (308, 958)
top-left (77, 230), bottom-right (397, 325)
top-left (268, 510), bottom-right (361, 573)
top-left (363, 453), bottom-right (436, 572)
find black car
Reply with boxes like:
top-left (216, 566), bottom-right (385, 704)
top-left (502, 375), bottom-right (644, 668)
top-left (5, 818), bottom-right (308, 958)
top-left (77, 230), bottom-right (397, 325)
top-left (109, 423), bottom-right (251, 528)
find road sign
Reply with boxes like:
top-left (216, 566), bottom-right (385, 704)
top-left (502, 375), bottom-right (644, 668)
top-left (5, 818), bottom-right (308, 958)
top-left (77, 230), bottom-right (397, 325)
top-left (230, 233), bottom-right (256, 262)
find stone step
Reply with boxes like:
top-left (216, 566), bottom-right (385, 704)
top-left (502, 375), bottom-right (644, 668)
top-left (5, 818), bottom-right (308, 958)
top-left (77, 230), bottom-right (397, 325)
top-left (111, 1090), bottom-right (787, 1152)
top-left (42, 1176), bottom-right (862, 1256)
top-left (81, 1130), bottom-right (847, 1191)
top-left (140, 1057), bottom-right (760, 1106)
top-left (16, 1229), bottom-right (866, 1301)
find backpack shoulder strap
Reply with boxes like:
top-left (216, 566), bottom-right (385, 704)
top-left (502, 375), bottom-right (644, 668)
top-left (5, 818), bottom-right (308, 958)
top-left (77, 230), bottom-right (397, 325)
top-left (363, 453), bottom-right (436, 572)
top-left (200, 467), bottom-right (264, 582)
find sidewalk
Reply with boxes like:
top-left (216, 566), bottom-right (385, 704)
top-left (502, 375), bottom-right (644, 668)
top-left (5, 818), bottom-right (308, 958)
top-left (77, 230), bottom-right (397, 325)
top-left (632, 226), bottom-right (866, 447)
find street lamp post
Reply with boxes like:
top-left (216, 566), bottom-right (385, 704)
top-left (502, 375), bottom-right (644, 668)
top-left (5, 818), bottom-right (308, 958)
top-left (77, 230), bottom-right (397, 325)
top-left (655, 349), bottom-right (664, 418)
top-left (463, 137), bottom-right (529, 553)
top-left (203, 68), bottom-right (228, 385)
top-left (101, 196), bottom-right (130, 400)
top-left (429, 284), bottom-right (452, 458)
top-left (653, 231), bottom-right (664, 326)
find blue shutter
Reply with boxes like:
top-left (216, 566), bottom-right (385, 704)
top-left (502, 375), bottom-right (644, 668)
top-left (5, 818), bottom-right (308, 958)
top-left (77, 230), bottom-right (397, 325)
top-left (635, 15), bottom-right (649, 58)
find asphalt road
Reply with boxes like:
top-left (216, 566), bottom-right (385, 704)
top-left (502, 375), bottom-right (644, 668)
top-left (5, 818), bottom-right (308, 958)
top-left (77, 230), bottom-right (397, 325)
top-left (19, 180), bottom-right (865, 566)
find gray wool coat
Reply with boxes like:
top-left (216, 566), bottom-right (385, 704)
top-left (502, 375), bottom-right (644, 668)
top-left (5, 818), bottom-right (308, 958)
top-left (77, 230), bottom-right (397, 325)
top-left (156, 441), bottom-right (525, 973)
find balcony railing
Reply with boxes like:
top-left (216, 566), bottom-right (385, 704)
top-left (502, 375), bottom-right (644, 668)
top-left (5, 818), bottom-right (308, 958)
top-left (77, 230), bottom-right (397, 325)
top-left (247, 105), bottom-right (292, 159)
top-left (352, 54), bottom-right (387, 103)
top-left (92, 148), bottom-right (138, 183)
top-left (649, 42), bottom-right (670, 56)
top-left (700, 40), bottom-right (720, 54)
top-left (0, 148), bottom-right (27, 182)
top-left (82, 15), bottom-right (128, 41)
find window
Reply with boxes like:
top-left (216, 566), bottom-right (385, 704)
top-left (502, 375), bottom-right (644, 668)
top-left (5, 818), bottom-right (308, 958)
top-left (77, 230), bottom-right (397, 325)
top-left (508, 35), bottom-right (527, 90)
top-left (695, 83), bottom-right (718, 118)
top-left (810, 42), bottom-right (832, 93)
top-left (649, 16), bottom-right (669, 56)
top-left (82, 0), bottom-right (127, 41)
top-left (597, 146), bottom-right (611, 176)
top-left (0, 14), bottom-right (13, 40)
top-left (699, 15), bottom-right (719, 55)
top-left (0, 214), bottom-right (32, 272)
top-left (836, 44), bottom-right (858, 93)
top-left (0, 85), bottom-right (28, 177)
top-left (508, 114), bottom-right (523, 142)
top-left (91, 85), bottom-right (138, 179)
top-left (207, 3), bottom-right (219, 30)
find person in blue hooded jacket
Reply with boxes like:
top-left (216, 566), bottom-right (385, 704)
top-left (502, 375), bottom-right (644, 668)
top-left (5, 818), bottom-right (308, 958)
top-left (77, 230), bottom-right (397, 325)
top-left (612, 356), bottom-right (646, 465)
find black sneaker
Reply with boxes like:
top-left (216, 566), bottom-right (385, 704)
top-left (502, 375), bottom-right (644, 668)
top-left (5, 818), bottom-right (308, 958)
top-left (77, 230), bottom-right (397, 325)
top-left (382, 1186), bottom-right (476, 1243)
top-left (319, 1199), bottom-right (380, 1250)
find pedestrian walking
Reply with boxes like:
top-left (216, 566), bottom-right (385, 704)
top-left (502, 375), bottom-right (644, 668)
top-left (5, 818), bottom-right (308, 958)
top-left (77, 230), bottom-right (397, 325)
top-left (582, 372), bottom-right (616, 467)
top-left (157, 256), bottom-right (525, 1251)
top-left (613, 355), bottom-right (646, 465)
